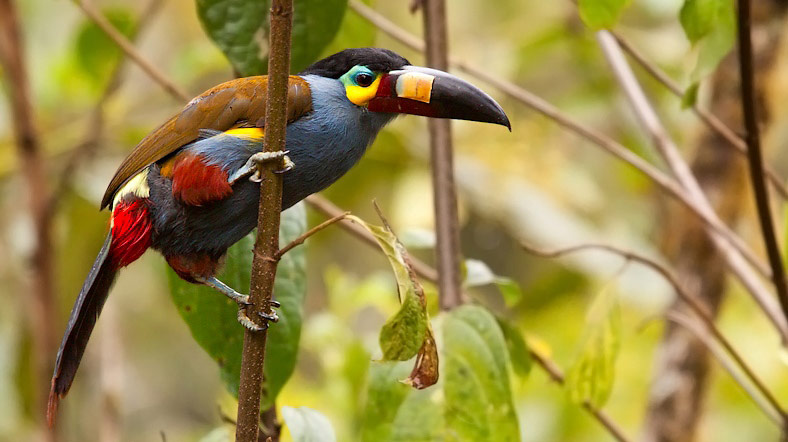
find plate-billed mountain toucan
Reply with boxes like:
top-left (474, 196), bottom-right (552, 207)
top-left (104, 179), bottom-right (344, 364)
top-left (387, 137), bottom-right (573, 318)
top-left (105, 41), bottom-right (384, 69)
top-left (47, 47), bottom-right (510, 424)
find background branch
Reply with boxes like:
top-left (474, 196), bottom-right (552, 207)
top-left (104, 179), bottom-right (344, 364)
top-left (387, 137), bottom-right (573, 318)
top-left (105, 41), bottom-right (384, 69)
top-left (305, 195), bottom-right (631, 441)
top-left (415, 0), bottom-right (463, 310)
top-left (736, 0), bottom-right (788, 325)
top-left (0, 1), bottom-right (57, 438)
top-left (595, 30), bottom-right (787, 339)
top-left (350, 0), bottom-right (787, 338)
top-left (610, 33), bottom-right (788, 199)
top-left (519, 241), bottom-right (786, 423)
top-left (235, 0), bottom-right (293, 441)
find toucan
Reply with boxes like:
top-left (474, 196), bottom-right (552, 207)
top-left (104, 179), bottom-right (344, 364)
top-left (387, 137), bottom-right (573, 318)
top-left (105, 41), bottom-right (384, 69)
top-left (47, 47), bottom-right (509, 424)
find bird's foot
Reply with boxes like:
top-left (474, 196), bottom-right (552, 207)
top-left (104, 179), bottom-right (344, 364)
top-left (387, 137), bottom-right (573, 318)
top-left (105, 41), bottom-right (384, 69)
top-left (237, 303), bottom-right (280, 332)
top-left (229, 151), bottom-right (294, 185)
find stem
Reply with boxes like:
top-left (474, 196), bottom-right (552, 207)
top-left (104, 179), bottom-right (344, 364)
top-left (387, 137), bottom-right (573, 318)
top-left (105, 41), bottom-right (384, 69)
top-left (0, 1), bottom-right (57, 438)
top-left (527, 349), bottom-right (632, 442)
top-left (595, 30), bottom-right (788, 338)
top-left (235, 0), bottom-right (292, 441)
top-left (610, 33), bottom-right (788, 200)
top-left (737, 0), bottom-right (788, 325)
top-left (274, 212), bottom-right (349, 260)
top-left (419, 0), bottom-right (463, 310)
top-left (75, 0), bottom-right (190, 102)
top-left (519, 241), bottom-right (786, 423)
top-left (306, 195), bottom-right (631, 441)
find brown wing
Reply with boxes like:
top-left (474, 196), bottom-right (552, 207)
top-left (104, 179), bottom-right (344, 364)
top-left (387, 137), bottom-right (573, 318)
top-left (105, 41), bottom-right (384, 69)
top-left (100, 75), bottom-right (313, 209)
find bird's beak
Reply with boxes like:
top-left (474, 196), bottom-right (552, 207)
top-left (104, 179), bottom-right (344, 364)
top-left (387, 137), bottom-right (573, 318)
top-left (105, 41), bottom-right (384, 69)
top-left (368, 66), bottom-right (511, 130)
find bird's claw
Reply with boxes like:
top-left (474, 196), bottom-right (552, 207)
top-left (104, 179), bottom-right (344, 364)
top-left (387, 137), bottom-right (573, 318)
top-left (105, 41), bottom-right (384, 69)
top-left (248, 151), bottom-right (293, 182)
top-left (258, 310), bottom-right (280, 323)
top-left (235, 299), bottom-right (280, 331)
top-left (273, 156), bottom-right (295, 174)
top-left (228, 151), bottom-right (294, 185)
top-left (237, 308), bottom-right (267, 332)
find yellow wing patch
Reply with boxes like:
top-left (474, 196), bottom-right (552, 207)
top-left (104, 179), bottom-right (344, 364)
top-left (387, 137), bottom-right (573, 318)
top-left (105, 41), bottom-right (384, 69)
top-left (225, 127), bottom-right (265, 139)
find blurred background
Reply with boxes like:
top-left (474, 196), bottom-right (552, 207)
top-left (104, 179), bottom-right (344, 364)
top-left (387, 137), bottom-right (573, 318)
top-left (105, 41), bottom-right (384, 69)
top-left (1, 0), bottom-right (788, 440)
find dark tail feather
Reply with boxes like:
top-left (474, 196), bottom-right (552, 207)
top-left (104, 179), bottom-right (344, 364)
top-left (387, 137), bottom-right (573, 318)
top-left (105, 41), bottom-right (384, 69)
top-left (47, 233), bottom-right (117, 427)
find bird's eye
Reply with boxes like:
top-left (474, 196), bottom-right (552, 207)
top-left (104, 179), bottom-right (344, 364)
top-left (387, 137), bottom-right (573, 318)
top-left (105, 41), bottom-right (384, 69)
top-left (355, 72), bottom-right (374, 87)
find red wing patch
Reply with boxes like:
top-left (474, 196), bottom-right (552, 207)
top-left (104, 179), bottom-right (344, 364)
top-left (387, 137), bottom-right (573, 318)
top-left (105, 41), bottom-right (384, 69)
top-left (170, 153), bottom-right (233, 206)
top-left (110, 199), bottom-right (152, 268)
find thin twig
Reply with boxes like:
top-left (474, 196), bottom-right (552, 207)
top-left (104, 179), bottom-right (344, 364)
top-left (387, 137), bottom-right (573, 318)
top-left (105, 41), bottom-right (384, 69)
top-left (47, 0), bottom-right (164, 217)
top-left (610, 33), bottom-right (788, 199)
top-left (350, 0), bottom-right (786, 338)
top-left (595, 30), bottom-right (787, 339)
top-left (235, 0), bottom-right (292, 440)
top-left (519, 241), bottom-right (786, 423)
top-left (736, 0), bottom-right (788, 327)
top-left (666, 311), bottom-right (783, 426)
top-left (75, 0), bottom-right (190, 102)
top-left (528, 349), bottom-right (632, 442)
top-left (305, 195), bottom-right (439, 282)
top-left (274, 212), bottom-right (349, 260)
top-left (350, 1), bottom-right (766, 275)
top-left (418, 0), bottom-right (463, 310)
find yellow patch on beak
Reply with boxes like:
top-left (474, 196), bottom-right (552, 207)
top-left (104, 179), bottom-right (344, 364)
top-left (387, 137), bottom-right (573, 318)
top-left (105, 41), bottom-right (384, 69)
top-left (396, 72), bottom-right (434, 103)
top-left (345, 74), bottom-right (382, 106)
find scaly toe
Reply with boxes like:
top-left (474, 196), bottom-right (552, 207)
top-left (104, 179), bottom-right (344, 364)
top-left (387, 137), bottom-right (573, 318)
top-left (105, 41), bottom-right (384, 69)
top-left (237, 309), bottom-right (266, 332)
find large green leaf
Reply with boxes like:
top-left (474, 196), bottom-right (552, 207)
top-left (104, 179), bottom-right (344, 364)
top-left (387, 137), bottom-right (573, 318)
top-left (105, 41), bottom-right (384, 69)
top-left (577, 0), bottom-right (631, 29)
top-left (168, 203), bottom-right (306, 408)
top-left (360, 306), bottom-right (521, 442)
top-left (443, 305), bottom-right (520, 442)
top-left (196, 0), bottom-right (348, 76)
top-left (347, 215), bottom-right (429, 363)
top-left (565, 283), bottom-right (621, 408)
top-left (282, 406), bottom-right (337, 442)
top-left (360, 362), bottom-right (412, 442)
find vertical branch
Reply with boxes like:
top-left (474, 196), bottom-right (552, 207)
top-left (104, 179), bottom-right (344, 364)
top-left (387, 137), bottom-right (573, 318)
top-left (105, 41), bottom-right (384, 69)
top-left (737, 0), bottom-right (788, 322)
top-left (235, 0), bottom-right (292, 441)
top-left (419, 0), bottom-right (463, 310)
top-left (0, 0), bottom-right (57, 434)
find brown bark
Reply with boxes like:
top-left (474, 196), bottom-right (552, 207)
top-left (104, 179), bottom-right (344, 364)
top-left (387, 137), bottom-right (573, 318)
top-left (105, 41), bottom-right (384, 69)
top-left (419, 0), bottom-right (463, 310)
top-left (0, 1), bottom-right (57, 437)
top-left (642, 2), bottom-right (787, 441)
top-left (235, 0), bottom-right (292, 441)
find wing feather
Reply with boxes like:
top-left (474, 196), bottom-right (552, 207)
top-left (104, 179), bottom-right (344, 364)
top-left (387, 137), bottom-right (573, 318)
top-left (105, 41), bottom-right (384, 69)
top-left (100, 76), bottom-right (312, 209)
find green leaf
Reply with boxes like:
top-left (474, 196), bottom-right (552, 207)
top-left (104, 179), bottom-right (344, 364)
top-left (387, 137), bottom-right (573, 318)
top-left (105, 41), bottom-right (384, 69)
top-left (168, 203), bottom-right (306, 408)
top-left (360, 362), bottom-right (413, 442)
top-left (443, 305), bottom-right (520, 441)
top-left (496, 319), bottom-right (532, 378)
top-left (680, 0), bottom-right (736, 80)
top-left (681, 82), bottom-right (700, 109)
top-left (74, 8), bottom-right (135, 84)
top-left (577, 0), bottom-right (632, 30)
top-left (565, 283), bottom-right (621, 408)
top-left (282, 406), bottom-right (337, 442)
top-left (347, 215), bottom-right (429, 362)
top-left (196, 0), bottom-right (348, 76)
